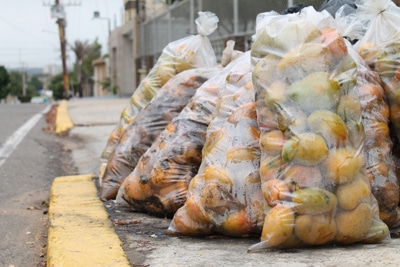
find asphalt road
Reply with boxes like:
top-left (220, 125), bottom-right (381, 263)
top-left (0, 103), bottom-right (76, 267)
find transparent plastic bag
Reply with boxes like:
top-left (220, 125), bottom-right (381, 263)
top-left (117, 54), bottom-right (252, 218)
top-left (168, 52), bottom-right (267, 237)
top-left (249, 6), bottom-right (388, 251)
top-left (99, 11), bottom-right (219, 172)
top-left (99, 68), bottom-right (219, 201)
top-left (331, 0), bottom-right (400, 228)
top-left (354, 0), bottom-right (400, 144)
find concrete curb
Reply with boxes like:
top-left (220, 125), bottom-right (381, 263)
top-left (47, 175), bottom-right (130, 267)
top-left (49, 102), bottom-right (130, 266)
top-left (55, 100), bottom-right (74, 134)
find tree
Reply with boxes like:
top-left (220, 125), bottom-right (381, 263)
top-left (0, 66), bottom-right (10, 99)
top-left (6, 71), bottom-right (22, 96)
top-left (29, 75), bottom-right (43, 92)
top-left (70, 39), bottom-right (102, 97)
top-left (48, 73), bottom-right (64, 100)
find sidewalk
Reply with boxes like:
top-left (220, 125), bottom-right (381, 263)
top-left (48, 97), bottom-right (131, 267)
top-left (48, 97), bottom-right (400, 267)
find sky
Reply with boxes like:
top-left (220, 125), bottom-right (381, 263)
top-left (0, 0), bottom-right (124, 70)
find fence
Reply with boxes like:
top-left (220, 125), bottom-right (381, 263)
top-left (139, 0), bottom-right (326, 68)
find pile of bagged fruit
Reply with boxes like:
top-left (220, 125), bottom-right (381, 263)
top-left (98, 0), bottom-right (400, 251)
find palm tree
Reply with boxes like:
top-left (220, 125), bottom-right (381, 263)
top-left (70, 39), bottom-right (101, 97)
top-left (70, 40), bottom-right (89, 97)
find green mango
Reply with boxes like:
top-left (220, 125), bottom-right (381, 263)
top-left (286, 72), bottom-right (341, 113)
top-left (336, 94), bottom-right (362, 122)
top-left (307, 109), bottom-right (348, 148)
top-left (292, 188), bottom-right (338, 215)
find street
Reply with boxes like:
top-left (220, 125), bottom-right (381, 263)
top-left (3, 99), bottom-right (400, 266)
top-left (60, 98), bottom-right (400, 267)
top-left (0, 103), bottom-right (76, 267)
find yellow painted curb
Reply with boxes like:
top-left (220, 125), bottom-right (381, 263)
top-left (47, 174), bottom-right (130, 267)
top-left (55, 100), bottom-right (74, 134)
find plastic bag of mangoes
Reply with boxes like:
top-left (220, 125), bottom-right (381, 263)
top-left (168, 52), bottom-right (268, 237)
top-left (355, 0), bottom-right (400, 146)
top-left (249, 6), bottom-right (389, 250)
top-left (354, 0), bottom-right (400, 226)
top-left (115, 54), bottom-right (249, 218)
top-left (99, 11), bottom-right (219, 177)
top-left (99, 68), bottom-right (219, 201)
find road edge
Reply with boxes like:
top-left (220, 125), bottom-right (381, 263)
top-left (47, 174), bottom-right (130, 267)
top-left (55, 100), bottom-right (74, 134)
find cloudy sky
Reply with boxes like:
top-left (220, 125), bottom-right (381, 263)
top-left (0, 0), bottom-right (124, 69)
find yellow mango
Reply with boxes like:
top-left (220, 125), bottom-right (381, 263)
top-left (281, 132), bottom-right (329, 166)
top-left (260, 204), bottom-right (295, 247)
top-left (260, 130), bottom-right (286, 155)
top-left (323, 147), bottom-right (365, 185)
top-left (336, 174), bottom-right (371, 210)
top-left (278, 44), bottom-right (332, 82)
top-left (295, 214), bottom-right (337, 245)
top-left (335, 202), bottom-right (373, 244)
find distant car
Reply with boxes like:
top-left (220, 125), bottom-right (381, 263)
top-left (30, 97), bottom-right (45, 104)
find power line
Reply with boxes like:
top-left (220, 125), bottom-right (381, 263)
top-left (0, 16), bottom-right (58, 49)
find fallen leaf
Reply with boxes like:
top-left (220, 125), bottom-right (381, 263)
top-left (27, 205), bottom-right (42, 210)
top-left (113, 219), bottom-right (142, 226)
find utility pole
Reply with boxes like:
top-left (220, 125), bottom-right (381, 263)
top-left (44, 0), bottom-right (81, 99)
top-left (57, 1), bottom-right (69, 99)
top-left (93, 11), bottom-right (112, 95)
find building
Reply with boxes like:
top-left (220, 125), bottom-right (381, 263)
top-left (108, 0), bottom-right (325, 97)
top-left (92, 58), bottom-right (108, 96)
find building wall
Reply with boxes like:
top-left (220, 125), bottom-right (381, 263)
top-left (92, 58), bottom-right (108, 96)
top-left (109, 19), bottom-right (138, 97)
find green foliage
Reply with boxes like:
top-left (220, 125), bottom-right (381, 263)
top-left (6, 71), bottom-right (23, 96)
top-left (0, 71), bottom-right (40, 99)
top-left (48, 73), bottom-right (64, 100)
top-left (70, 38), bottom-right (102, 97)
top-left (29, 75), bottom-right (43, 92)
top-left (0, 66), bottom-right (10, 99)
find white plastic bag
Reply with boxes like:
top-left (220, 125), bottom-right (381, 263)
top-left (99, 11), bottom-right (219, 174)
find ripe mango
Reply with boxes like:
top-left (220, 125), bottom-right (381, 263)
top-left (262, 179), bottom-right (290, 207)
top-left (203, 165), bottom-right (233, 191)
top-left (281, 132), bottom-right (329, 166)
top-left (260, 156), bottom-right (284, 182)
top-left (286, 72), bottom-right (340, 113)
top-left (260, 204), bottom-right (295, 247)
top-left (323, 147), bottom-right (365, 184)
top-left (336, 94), bottom-right (362, 122)
top-left (252, 54), bottom-right (281, 87)
top-left (260, 130), bottom-right (286, 155)
top-left (277, 44), bottom-right (332, 82)
top-left (283, 165), bottom-right (322, 191)
top-left (336, 174), bottom-right (371, 210)
top-left (335, 202), bottom-right (372, 244)
top-left (294, 214), bottom-right (337, 245)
